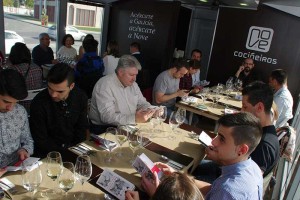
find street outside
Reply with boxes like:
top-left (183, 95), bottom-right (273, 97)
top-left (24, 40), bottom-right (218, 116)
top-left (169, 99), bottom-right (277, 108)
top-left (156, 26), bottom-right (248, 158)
top-left (4, 14), bottom-right (101, 56)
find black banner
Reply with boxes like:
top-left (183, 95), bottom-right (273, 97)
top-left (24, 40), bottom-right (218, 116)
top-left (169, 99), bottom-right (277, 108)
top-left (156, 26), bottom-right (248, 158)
top-left (207, 5), bottom-right (300, 102)
top-left (108, 0), bottom-right (181, 88)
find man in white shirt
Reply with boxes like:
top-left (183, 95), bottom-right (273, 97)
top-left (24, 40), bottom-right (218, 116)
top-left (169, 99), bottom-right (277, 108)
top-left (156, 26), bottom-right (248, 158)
top-left (269, 69), bottom-right (293, 128)
top-left (89, 55), bottom-right (154, 133)
top-left (191, 49), bottom-right (202, 85)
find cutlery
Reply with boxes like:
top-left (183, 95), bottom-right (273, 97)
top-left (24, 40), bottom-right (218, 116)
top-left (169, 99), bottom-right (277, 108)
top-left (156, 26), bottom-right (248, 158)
top-left (0, 180), bottom-right (17, 195)
top-left (160, 155), bottom-right (184, 170)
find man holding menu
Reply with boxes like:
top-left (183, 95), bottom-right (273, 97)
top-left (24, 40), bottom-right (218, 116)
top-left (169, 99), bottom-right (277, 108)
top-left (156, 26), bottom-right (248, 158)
top-left (131, 112), bottom-right (263, 200)
top-left (0, 69), bottom-right (33, 168)
top-left (152, 58), bottom-right (189, 115)
top-left (89, 55), bottom-right (155, 133)
top-left (30, 63), bottom-right (88, 158)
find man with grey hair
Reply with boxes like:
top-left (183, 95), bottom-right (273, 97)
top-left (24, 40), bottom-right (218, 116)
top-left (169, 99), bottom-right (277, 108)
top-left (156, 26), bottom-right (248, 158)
top-left (89, 55), bottom-right (154, 133)
top-left (32, 33), bottom-right (58, 66)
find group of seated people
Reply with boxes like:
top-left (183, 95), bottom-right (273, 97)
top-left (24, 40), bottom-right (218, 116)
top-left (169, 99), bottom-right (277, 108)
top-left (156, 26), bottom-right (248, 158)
top-left (0, 32), bottom-right (293, 199)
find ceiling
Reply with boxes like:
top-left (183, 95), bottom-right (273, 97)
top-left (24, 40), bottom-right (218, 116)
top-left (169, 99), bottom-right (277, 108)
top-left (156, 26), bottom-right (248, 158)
top-left (74, 0), bottom-right (300, 17)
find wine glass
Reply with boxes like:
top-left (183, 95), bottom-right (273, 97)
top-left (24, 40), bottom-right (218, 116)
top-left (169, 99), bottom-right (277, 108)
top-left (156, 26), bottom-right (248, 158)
top-left (157, 106), bottom-right (167, 131)
top-left (225, 81), bottom-right (233, 99)
top-left (58, 162), bottom-right (75, 197)
top-left (74, 155), bottom-right (92, 199)
top-left (150, 117), bottom-right (159, 137)
top-left (128, 131), bottom-right (140, 163)
top-left (46, 151), bottom-right (62, 197)
top-left (234, 79), bottom-right (243, 91)
top-left (103, 127), bottom-right (117, 163)
top-left (176, 108), bottom-right (186, 126)
top-left (200, 87), bottom-right (210, 103)
top-left (22, 161), bottom-right (42, 199)
top-left (168, 111), bottom-right (179, 140)
top-left (115, 125), bottom-right (129, 157)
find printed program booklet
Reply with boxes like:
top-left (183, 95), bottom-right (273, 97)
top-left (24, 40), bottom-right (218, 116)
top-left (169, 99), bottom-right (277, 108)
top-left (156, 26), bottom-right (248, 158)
top-left (198, 131), bottom-right (212, 147)
top-left (132, 153), bottom-right (163, 180)
top-left (96, 169), bottom-right (135, 200)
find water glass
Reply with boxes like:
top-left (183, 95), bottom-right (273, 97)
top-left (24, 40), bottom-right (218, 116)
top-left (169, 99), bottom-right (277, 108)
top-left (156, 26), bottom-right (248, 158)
top-left (168, 111), bottom-right (179, 140)
top-left (74, 155), bottom-right (92, 199)
top-left (22, 161), bottom-right (42, 199)
top-left (116, 125), bottom-right (129, 157)
top-left (104, 127), bottom-right (117, 163)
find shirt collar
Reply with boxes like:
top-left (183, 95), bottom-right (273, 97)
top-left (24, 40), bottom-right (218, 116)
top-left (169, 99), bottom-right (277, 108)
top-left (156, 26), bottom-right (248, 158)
top-left (132, 52), bottom-right (140, 55)
top-left (274, 86), bottom-right (286, 96)
top-left (221, 158), bottom-right (253, 175)
top-left (112, 73), bottom-right (126, 88)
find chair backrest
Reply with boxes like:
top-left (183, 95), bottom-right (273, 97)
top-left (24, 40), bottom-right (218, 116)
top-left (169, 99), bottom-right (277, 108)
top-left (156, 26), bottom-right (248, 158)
top-left (276, 126), bottom-right (296, 162)
top-left (19, 88), bottom-right (45, 116)
top-left (142, 87), bottom-right (153, 103)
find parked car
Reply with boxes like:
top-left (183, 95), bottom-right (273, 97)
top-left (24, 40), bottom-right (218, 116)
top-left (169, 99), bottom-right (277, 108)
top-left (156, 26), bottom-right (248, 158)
top-left (48, 25), bottom-right (87, 41)
top-left (5, 30), bottom-right (25, 54)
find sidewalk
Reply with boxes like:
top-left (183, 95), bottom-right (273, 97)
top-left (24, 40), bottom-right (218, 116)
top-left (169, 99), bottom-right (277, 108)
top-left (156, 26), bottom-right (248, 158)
top-left (4, 13), bottom-right (44, 27)
top-left (4, 13), bottom-right (99, 34)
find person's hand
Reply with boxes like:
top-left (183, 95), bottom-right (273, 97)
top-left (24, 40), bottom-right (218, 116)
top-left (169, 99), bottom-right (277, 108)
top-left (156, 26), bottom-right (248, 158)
top-left (125, 191), bottom-right (139, 200)
top-left (135, 109), bottom-right (155, 123)
top-left (141, 172), bottom-right (160, 197)
top-left (238, 65), bottom-right (245, 72)
top-left (154, 162), bottom-right (176, 175)
top-left (0, 168), bottom-right (7, 177)
top-left (17, 148), bottom-right (29, 161)
top-left (177, 89), bottom-right (189, 98)
top-left (52, 59), bottom-right (59, 64)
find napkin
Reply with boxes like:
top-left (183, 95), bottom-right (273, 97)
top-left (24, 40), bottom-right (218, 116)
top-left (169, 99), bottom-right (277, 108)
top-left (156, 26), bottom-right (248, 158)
top-left (0, 178), bottom-right (15, 191)
top-left (6, 157), bottom-right (40, 172)
top-left (182, 96), bottom-right (197, 103)
top-left (90, 134), bottom-right (118, 151)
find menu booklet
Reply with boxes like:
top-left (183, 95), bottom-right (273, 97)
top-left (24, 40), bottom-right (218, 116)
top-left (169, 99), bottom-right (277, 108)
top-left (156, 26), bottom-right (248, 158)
top-left (132, 153), bottom-right (163, 180)
top-left (96, 169), bottom-right (135, 200)
top-left (198, 131), bottom-right (213, 147)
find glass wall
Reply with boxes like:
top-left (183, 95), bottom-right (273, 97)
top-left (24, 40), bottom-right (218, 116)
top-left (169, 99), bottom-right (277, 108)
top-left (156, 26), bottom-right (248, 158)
top-left (3, 0), bottom-right (103, 57)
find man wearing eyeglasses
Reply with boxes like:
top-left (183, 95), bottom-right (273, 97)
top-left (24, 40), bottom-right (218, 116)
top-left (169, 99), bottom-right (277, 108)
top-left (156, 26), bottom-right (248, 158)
top-left (0, 69), bottom-right (34, 169)
top-left (32, 33), bottom-right (58, 67)
top-left (30, 63), bottom-right (88, 158)
top-left (234, 58), bottom-right (261, 87)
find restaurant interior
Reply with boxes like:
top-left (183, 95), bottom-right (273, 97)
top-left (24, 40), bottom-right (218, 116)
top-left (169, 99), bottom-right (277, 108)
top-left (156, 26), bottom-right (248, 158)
top-left (0, 0), bottom-right (300, 199)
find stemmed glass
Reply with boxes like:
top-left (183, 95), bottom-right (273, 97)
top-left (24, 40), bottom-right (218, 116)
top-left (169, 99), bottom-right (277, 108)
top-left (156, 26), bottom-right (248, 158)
top-left (74, 155), bottom-right (92, 199)
top-left (58, 162), bottom-right (75, 197)
top-left (200, 87), bottom-right (210, 103)
top-left (150, 117), bottom-right (160, 137)
top-left (103, 127), bottom-right (117, 163)
top-left (234, 79), bottom-right (243, 91)
top-left (128, 132), bottom-right (140, 163)
top-left (168, 111), bottom-right (179, 140)
top-left (225, 80), bottom-right (234, 99)
top-left (22, 161), bottom-right (42, 199)
top-left (46, 151), bottom-right (62, 196)
top-left (175, 108), bottom-right (186, 128)
top-left (116, 125), bottom-right (129, 157)
top-left (157, 106), bottom-right (167, 131)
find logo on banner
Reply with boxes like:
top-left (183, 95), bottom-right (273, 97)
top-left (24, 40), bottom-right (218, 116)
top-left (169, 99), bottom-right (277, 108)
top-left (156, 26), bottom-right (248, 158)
top-left (246, 26), bottom-right (274, 53)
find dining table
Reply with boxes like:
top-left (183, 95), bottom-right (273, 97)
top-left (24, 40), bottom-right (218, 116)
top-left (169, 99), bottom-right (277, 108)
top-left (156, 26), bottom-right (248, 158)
top-left (176, 88), bottom-right (242, 131)
top-left (1, 122), bottom-right (207, 200)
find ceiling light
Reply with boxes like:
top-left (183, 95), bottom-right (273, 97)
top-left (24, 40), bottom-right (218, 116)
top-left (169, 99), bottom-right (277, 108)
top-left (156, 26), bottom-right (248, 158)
top-left (240, 3), bottom-right (248, 6)
top-left (199, 0), bottom-right (208, 2)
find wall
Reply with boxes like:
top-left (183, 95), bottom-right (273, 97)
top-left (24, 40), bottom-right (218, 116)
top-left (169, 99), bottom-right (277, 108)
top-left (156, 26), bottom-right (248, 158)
top-left (108, 0), bottom-right (181, 88)
top-left (185, 7), bottom-right (217, 80)
top-left (207, 5), bottom-right (300, 102)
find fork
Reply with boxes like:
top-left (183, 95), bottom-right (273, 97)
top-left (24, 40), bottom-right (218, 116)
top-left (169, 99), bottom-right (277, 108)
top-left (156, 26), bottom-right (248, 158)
top-left (0, 180), bottom-right (17, 195)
